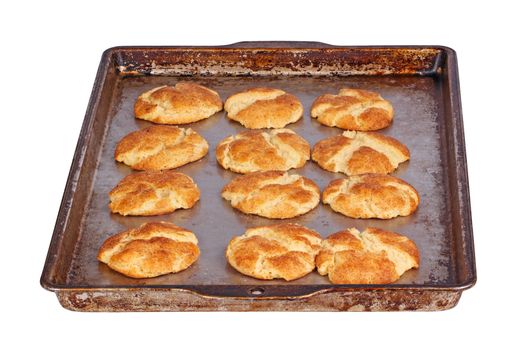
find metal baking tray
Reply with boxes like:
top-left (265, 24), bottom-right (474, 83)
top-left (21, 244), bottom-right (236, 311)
top-left (41, 42), bottom-right (476, 311)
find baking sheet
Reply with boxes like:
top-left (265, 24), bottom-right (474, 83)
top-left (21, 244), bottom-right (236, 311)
top-left (41, 45), bottom-right (476, 310)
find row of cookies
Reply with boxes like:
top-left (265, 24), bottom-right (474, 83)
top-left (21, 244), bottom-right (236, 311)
top-left (223, 171), bottom-right (419, 219)
top-left (115, 126), bottom-right (411, 176)
top-left (98, 222), bottom-right (419, 284)
top-left (134, 83), bottom-right (394, 131)
top-left (109, 169), bottom-right (419, 220)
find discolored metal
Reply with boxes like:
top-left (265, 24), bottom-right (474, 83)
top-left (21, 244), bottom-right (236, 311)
top-left (41, 42), bottom-right (476, 311)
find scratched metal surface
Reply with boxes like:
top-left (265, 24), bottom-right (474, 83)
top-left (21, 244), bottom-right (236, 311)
top-left (64, 73), bottom-right (454, 288)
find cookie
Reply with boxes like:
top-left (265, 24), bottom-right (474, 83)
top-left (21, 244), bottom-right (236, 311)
top-left (316, 227), bottom-right (419, 284)
top-left (226, 223), bottom-right (322, 281)
top-left (221, 171), bottom-right (320, 219)
top-left (216, 129), bottom-right (310, 174)
top-left (109, 170), bottom-right (200, 216)
top-left (224, 87), bottom-right (303, 128)
top-left (312, 131), bottom-right (409, 175)
top-left (311, 88), bottom-right (393, 131)
top-left (115, 125), bottom-right (208, 171)
top-left (134, 83), bottom-right (222, 124)
top-left (322, 174), bottom-right (419, 219)
top-left (97, 222), bottom-right (200, 278)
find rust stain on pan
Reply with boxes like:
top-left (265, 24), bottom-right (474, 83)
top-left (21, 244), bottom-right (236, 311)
top-left (115, 46), bottom-right (440, 77)
top-left (40, 42), bottom-right (476, 311)
top-left (58, 288), bottom-right (461, 312)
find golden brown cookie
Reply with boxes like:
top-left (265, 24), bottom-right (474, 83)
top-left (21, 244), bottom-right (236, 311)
top-left (322, 174), bottom-right (419, 219)
top-left (311, 88), bottom-right (393, 131)
top-left (316, 227), bottom-right (419, 284)
top-left (226, 223), bottom-right (322, 281)
top-left (224, 87), bottom-right (303, 129)
top-left (134, 83), bottom-right (223, 124)
top-left (97, 222), bottom-right (200, 278)
top-left (109, 170), bottom-right (200, 216)
top-left (216, 129), bottom-right (310, 174)
top-left (115, 125), bottom-right (209, 171)
top-left (312, 131), bottom-right (409, 175)
top-left (221, 171), bottom-right (320, 219)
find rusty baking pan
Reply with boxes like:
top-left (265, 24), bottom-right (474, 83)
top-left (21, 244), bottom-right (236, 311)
top-left (41, 42), bottom-right (476, 311)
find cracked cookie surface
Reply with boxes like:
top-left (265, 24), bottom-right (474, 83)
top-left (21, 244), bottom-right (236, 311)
top-left (98, 222), bottom-right (200, 278)
top-left (216, 129), bottom-right (310, 174)
top-left (134, 83), bottom-right (222, 124)
top-left (312, 131), bottom-right (409, 175)
top-left (322, 174), bottom-right (419, 219)
top-left (311, 88), bottom-right (393, 131)
top-left (316, 227), bottom-right (419, 284)
top-left (115, 125), bottom-right (209, 170)
top-left (224, 87), bottom-right (303, 129)
top-left (222, 170), bottom-right (320, 219)
top-left (109, 170), bottom-right (200, 216)
top-left (226, 223), bottom-right (322, 281)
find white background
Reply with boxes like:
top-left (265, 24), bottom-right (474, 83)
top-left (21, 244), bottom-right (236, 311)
top-left (1, 0), bottom-right (514, 348)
